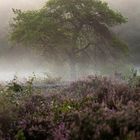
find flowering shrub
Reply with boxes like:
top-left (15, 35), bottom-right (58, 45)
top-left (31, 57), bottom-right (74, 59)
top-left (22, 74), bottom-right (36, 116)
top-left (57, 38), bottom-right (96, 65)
top-left (0, 76), bottom-right (140, 140)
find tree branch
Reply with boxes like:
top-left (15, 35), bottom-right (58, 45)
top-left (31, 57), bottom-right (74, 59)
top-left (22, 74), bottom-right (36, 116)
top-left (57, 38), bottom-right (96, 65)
top-left (75, 43), bottom-right (94, 54)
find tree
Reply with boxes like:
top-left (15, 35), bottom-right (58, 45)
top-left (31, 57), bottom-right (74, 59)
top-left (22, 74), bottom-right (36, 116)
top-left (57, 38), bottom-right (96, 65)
top-left (10, 0), bottom-right (128, 79)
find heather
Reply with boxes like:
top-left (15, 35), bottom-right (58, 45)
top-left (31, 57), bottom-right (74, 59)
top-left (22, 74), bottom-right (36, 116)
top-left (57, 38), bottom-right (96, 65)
top-left (0, 76), bottom-right (140, 140)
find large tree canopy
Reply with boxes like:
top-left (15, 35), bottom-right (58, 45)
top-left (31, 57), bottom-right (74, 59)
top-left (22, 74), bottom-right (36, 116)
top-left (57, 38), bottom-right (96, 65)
top-left (10, 0), bottom-right (128, 78)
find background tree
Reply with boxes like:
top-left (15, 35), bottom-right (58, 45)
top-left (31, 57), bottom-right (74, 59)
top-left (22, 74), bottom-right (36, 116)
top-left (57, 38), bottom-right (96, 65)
top-left (10, 0), bottom-right (128, 79)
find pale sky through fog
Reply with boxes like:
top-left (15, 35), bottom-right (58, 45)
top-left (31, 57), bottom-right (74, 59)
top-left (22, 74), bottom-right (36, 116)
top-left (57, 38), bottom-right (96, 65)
top-left (0, 0), bottom-right (45, 27)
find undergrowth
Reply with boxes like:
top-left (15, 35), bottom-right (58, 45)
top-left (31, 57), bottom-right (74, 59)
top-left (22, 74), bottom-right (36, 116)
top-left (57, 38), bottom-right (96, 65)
top-left (0, 75), bottom-right (140, 140)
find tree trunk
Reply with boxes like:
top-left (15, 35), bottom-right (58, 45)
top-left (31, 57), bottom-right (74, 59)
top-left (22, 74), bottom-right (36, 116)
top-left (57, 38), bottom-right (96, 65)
top-left (69, 58), bottom-right (77, 81)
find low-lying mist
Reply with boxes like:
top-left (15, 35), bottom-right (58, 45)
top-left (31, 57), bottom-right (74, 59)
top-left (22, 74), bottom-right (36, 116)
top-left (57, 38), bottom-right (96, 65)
top-left (0, 0), bottom-right (140, 81)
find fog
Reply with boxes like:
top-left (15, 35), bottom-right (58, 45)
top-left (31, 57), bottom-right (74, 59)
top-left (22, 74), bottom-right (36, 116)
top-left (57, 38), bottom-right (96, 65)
top-left (106, 0), bottom-right (140, 65)
top-left (0, 0), bottom-right (47, 81)
top-left (0, 0), bottom-right (140, 81)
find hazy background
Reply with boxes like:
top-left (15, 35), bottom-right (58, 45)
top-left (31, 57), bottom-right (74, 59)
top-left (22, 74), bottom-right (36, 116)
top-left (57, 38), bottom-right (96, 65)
top-left (106, 0), bottom-right (140, 65)
top-left (0, 0), bottom-right (140, 80)
top-left (0, 0), bottom-right (47, 80)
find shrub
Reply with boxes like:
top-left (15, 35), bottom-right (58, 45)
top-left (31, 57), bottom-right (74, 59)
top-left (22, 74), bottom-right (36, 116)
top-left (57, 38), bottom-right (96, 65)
top-left (0, 76), bottom-right (139, 140)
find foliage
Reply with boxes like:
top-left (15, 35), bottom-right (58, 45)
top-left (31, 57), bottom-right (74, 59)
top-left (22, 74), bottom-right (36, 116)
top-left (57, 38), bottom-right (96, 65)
top-left (116, 66), bottom-right (140, 88)
top-left (2, 75), bottom-right (35, 105)
top-left (10, 0), bottom-right (128, 78)
top-left (126, 68), bottom-right (140, 88)
top-left (15, 130), bottom-right (26, 140)
top-left (0, 76), bottom-right (140, 140)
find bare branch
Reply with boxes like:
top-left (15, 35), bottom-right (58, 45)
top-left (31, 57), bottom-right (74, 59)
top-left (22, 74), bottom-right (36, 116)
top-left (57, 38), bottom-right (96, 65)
top-left (75, 43), bottom-right (94, 54)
